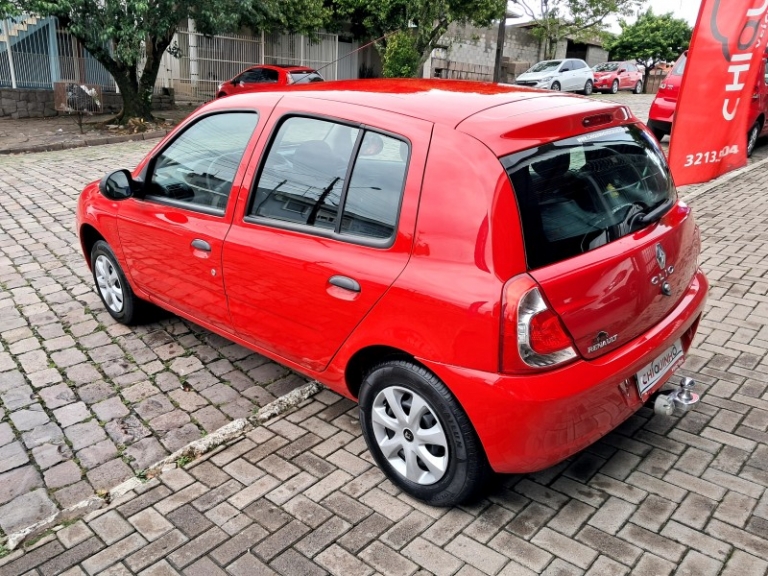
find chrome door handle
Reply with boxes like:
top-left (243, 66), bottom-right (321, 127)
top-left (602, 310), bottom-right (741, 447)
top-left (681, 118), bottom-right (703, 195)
top-left (191, 239), bottom-right (211, 252)
top-left (329, 275), bottom-right (360, 293)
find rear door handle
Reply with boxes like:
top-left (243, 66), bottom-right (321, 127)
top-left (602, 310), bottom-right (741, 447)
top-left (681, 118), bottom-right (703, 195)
top-left (191, 239), bottom-right (211, 252)
top-left (329, 275), bottom-right (360, 293)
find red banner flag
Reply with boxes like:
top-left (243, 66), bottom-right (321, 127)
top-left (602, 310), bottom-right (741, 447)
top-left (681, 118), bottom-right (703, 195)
top-left (668, 0), bottom-right (768, 186)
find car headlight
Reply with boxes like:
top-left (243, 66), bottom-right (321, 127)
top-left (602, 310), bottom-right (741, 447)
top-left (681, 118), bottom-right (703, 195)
top-left (539, 76), bottom-right (553, 83)
top-left (217, 83), bottom-right (223, 91)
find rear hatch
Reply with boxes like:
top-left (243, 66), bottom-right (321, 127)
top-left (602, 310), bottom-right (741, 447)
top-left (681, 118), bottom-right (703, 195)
top-left (658, 52), bottom-right (687, 101)
top-left (501, 124), bottom-right (698, 359)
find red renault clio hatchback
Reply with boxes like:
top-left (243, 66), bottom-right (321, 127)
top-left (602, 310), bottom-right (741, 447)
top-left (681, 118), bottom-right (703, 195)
top-left (78, 80), bottom-right (707, 505)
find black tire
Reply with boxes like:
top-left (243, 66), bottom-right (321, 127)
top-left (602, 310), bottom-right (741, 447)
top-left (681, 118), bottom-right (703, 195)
top-left (359, 360), bottom-right (490, 506)
top-left (610, 80), bottom-right (619, 94)
top-left (217, 92), bottom-right (227, 99)
top-left (583, 80), bottom-right (594, 95)
top-left (90, 240), bottom-right (145, 324)
top-left (651, 127), bottom-right (665, 142)
top-left (747, 121), bottom-right (761, 157)
top-left (551, 81), bottom-right (561, 91)
top-left (634, 81), bottom-right (643, 94)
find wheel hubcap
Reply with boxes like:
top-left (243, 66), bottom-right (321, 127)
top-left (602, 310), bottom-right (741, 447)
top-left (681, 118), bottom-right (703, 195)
top-left (94, 254), bottom-right (124, 313)
top-left (371, 386), bottom-right (448, 485)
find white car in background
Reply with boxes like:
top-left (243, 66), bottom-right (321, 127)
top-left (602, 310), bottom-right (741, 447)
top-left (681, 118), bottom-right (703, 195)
top-left (514, 59), bottom-right (594, 94)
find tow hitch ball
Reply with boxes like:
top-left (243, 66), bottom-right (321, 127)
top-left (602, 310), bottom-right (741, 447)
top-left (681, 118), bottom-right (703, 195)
top-left (653, 377), bottom-right (699, 416)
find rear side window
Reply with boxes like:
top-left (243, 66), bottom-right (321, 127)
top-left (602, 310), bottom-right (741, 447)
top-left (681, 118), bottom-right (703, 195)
top-left (289, 71), bottom-right (324, 84)
top-left (501, 125), bottom-right (675, 270)
top-left (250, 116), bottom-right (409, 243)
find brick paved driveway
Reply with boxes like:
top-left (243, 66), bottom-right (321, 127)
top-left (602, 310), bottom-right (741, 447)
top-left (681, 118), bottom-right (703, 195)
top-left (0, 142), bottom-right (309, 537)
top-left (1, 94), bottom-right (768, 574)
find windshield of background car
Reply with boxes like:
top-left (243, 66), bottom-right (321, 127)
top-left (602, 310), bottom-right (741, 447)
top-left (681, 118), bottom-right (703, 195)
top-left (528, 60), bottom-right (562, 73)
top-left (501, 124), bottom-right (676, 270)
top-left (594, 62), bottom-right (619, 72)
top-left (670, 54), bottom-right (687, 76)
top-left (289, 71), bottom-right (324, 84)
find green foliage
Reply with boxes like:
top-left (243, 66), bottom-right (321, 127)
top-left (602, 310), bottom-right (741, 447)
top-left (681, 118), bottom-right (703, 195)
top-left (606, 9), bottom-right (691, 70)
top-left (382, 31), bottom-right (420, 77)
top-left (332, 0), bottom-right (505, 75)
top-left (519, 0), bottom-right (644, 59)
top-left (6, 0), bottom-right (326, 122)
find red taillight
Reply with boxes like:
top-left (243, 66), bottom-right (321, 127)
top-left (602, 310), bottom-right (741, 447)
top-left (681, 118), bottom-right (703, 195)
top-left (501, 275), bottom-right (578, 373)
top-left (529, 309), bottom-right (573, 355)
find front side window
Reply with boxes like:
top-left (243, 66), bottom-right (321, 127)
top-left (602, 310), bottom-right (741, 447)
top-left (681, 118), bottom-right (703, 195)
top-left (148, 112), bottom-right (258, 212)
top-left (571, 60), bottom-right (586, 70)
top-left (250, 116), bottom-right (409, 242)
top-left (502, 125), bottom-right (675, 269)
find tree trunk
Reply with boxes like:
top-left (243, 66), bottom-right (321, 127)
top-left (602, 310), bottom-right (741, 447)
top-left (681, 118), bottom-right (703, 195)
top-left (113, 69), bottom-right (154, 123)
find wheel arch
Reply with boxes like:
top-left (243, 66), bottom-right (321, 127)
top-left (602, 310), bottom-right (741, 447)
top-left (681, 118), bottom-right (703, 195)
top-left (79, 224), bottom-right (106, 269)
top-left (344, 345), bottom-right (423, 400)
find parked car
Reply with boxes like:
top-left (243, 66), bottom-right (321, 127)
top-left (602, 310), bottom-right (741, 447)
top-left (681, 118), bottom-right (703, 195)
top-left (648, 51), bottom-right (768, 156)
top-left (78, 79), bottom-right (707, 506)
top-left (592, 61), bottom-right (643, 94)
top-left (216, 65), bottom-right (323, 98)
top-left (515, 59), bottom-right (594, 94)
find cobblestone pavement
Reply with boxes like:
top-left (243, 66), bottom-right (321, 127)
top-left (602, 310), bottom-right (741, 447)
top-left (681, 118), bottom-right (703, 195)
top-left (0, 143), bottom-right (309, 539)
top-left (1, 94), bottom-right (768, 575)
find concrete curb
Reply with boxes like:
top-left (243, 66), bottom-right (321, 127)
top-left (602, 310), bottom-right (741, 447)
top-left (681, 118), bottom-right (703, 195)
top-left (0, 129), bottom-right (169, 155)
top-left (4, 380), bottom-right (323, 551)
top-left (679, 154), bottom-right (768, 203)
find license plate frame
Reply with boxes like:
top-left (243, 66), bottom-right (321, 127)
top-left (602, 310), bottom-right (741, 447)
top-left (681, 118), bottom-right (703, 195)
top-left (636, 339), bottom-right (684, 397)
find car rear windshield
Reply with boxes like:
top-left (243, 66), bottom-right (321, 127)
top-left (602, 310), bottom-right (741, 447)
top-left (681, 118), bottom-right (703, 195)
top-left (671, 54), bottom-right (686, 76)
top-left (501, 124), bottom-right (676, 270)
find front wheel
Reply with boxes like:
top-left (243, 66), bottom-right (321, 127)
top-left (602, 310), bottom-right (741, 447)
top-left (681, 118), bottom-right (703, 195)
top-left (610, 80), bottom-right (619, 94)
top-left (634, 81), bottom-right (643, 94)
top-left (359, 360), bottom-right (490, 506)
top-left (747, 121), bottom-right (761, 157)
top-left (583, 80), bottom-right (594, 95)
top-left (91, 240), bottom-right (145, 324)
top-left (551, 81), bottom-right (561, 91)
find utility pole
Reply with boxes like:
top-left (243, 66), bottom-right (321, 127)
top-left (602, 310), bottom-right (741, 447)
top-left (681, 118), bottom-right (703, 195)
top-left (493, 16), bottom-right (505, 83)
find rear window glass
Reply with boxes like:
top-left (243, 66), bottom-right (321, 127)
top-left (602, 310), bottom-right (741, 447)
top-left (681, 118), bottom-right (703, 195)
top-left (290, 71), bottom-right (324, 84)
top-left (501, 125), bottom-right (675, 270)
top-left (670, 54), bottom-right (686, 76)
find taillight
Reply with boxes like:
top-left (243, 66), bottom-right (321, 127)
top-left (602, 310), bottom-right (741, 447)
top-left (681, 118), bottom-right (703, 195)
top-left (501, 275), bottom-right (578, 373)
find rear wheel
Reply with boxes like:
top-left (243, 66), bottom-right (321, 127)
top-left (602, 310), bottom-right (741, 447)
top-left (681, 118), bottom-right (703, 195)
top-left (747, 121), bottom-right (761, 157)
top-left (91, 240), bottom-right (145, 324)
top-left (551, 81), bottom-right (561, 91)
top-left (359, 360), bottom-right (490, 506)
top-left (634, 81), bottom-right (643, 94)
top-left (651, 127), bottom-right (666, 142)
top-left (610, 80), bottom-right (619, 94)
top-left (583, 80), bottom-right (594, 95)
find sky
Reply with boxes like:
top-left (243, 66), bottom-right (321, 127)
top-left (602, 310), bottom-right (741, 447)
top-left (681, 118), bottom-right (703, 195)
top-left (608, 0), bottom-right (702, 31)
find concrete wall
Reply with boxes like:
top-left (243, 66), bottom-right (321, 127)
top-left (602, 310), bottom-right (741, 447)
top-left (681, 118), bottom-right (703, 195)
top-left (0, 89), bottom-right (175, 119)
top-left (585, 46), bottom-right (610, 67)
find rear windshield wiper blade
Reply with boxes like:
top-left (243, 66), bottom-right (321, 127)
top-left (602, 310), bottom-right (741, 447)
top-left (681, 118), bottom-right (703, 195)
top-left (637, 198), bottom-right (675, 225)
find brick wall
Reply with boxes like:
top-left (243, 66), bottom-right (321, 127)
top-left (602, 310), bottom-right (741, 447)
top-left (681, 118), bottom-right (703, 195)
top-left (0, 89), bottom-right (175, 119)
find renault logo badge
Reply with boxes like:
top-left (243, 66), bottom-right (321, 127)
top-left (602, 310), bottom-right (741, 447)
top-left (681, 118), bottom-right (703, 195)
top-left (656, 244), bottom-right (666, 270)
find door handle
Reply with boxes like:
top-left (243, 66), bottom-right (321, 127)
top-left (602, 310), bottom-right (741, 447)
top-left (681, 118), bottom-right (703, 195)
top-left (329, 275), bottom-right (360, 293)
top-left (191, 239), bottom-right (211, 252)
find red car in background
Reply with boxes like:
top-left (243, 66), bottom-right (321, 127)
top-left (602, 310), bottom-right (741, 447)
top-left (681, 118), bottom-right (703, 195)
top-left (216, 64), bottom-right (323, 98)
top-left (648, 51), bottom-right (768, 156)
top-left (592, 61), bottom-right (644, 94)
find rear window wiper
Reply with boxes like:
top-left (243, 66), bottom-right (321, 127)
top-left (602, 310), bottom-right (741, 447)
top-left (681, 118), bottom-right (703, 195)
top-left (637, 197), bottom-right (675, 225)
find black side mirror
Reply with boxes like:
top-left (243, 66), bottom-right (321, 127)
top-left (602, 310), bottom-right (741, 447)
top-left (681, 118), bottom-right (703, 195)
top-left (561, 67), bottom-right (570, 72)
top-left (618, 69), bottom-right (627, 75)
top-left (99, 169), bottom-right (137, 200)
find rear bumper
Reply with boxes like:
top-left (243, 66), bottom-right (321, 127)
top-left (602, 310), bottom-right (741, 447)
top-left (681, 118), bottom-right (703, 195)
top-left (419, 268), bottom-right (708, 474)
top-left (647, 118), bottom-right (672, 136)
top-left (649, 97), bottom-right (676, 126)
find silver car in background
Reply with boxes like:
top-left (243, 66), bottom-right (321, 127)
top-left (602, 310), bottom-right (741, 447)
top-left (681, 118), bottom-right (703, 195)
top-left (514, 59), bottom-right (594, 95)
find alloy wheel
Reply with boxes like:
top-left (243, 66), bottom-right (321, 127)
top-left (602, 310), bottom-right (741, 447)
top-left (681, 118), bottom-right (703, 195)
top-left (370, 385), bottom-right (449, 485)
top-left (94, 254), bottom-right (124, 313)
top-left (748, 123), bottom-right (760, 157)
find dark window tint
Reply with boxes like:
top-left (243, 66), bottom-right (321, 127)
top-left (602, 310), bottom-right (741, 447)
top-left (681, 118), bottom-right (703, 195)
top-left (671, 54), bottom-right (686, 76)
top-left (342, 132), bottom-right (408, 239)
top-left (242, 68), bottom-right (278, 83)
top-left (251, 117), bottom-right (408, 242)
top-left (502, 125), bottom-right (675, 270)
top-left (149, 112), bottom-right (258, 212)
top-left (289, 71), bottom-right (324, 84)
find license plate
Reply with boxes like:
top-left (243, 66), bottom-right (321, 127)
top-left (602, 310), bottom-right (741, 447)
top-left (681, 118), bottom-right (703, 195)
top-left (636, 339), bottom-right (684, 396)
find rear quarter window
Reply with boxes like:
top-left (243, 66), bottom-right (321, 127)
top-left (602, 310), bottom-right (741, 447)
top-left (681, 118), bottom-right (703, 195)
top-left (501, 125), bottom-right (676, 270)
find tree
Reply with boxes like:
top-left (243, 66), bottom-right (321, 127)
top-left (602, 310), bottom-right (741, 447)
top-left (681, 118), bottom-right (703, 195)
top-left (6, 0), bottom-right (327, 123)
top-left (332, 0), bottom-right (505, 78)
top-left (518, 0), bottom-right (644, 60)
top-left (606, 9), bottom-right (691, 93)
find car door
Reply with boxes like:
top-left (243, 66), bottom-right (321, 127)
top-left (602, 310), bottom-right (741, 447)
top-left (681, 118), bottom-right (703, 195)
top-left (223, 98), bottom-right (433, 372)
top-left (116, 110), bottom-right (263, 331)
top-left (572, 60), bottom-right (589, 90)
top-left (557, 61), bottom-right (572, 90)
